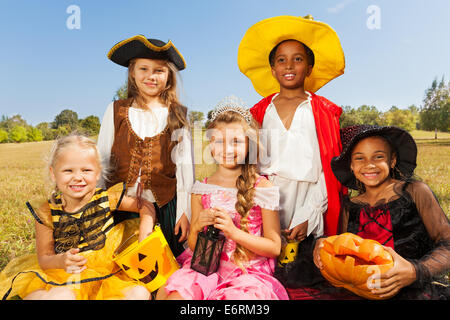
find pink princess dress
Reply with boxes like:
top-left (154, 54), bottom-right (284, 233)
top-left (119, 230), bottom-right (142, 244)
top-left (163, 177), bottom-right (289, 300)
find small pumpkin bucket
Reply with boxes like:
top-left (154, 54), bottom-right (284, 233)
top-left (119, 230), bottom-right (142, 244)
top-left (278, 240), bottom-right (299, 267)
top-left (113, 225), bottom-right (179, 292)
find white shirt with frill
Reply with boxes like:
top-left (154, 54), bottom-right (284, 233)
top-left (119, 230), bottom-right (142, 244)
top-left (97, 101), bottom-right (195, 223)
top-left (258, 92), bottom-right (328, 237)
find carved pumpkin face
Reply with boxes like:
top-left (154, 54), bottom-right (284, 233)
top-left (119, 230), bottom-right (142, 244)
top-left (113, 225), bottom-right (179, 292)
top-left (319, 233), bottom-right (394, 300)
top-left (278, 241), bottom-right (299, 267)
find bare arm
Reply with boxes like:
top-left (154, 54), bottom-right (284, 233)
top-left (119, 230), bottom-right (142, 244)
top-left (118, 196), bottom-right (156, 242)
top-left (35, 221), bottom-right (86, 272)
top-left (187, 193), bottom-right (215, 251)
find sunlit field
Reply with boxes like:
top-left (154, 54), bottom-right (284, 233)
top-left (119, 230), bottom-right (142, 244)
top-left (0, 131), bottom-right (448, 270)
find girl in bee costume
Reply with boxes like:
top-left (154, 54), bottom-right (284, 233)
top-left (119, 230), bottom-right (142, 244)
top-left (0, 135), bottom-right (155, 299)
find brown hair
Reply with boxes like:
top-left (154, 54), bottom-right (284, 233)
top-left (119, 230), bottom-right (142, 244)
top-left (207, 110), bottom-right (260, 269)
top-left (127, 58), bottom-right (189, 134)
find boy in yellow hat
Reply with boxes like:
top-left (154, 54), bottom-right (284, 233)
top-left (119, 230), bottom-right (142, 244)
top-left (238, 15), bottom-right (347, 296)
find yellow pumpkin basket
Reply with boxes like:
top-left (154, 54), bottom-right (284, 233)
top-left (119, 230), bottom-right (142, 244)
top-left (113, 225), bottom-right (180, 292)
top-left (278, 240), bottom-right (300, 267)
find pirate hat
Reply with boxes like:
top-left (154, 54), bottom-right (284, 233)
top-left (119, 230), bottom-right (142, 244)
top-left (107, 35), bottom-right (186, 70)
top-left (331, 125), bottom-right (418, 190)
top-left (237, 15), bottom-right (345, 97)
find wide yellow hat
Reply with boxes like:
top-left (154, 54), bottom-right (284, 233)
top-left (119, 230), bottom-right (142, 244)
top-left (238, 15), bottom-right (345, 97)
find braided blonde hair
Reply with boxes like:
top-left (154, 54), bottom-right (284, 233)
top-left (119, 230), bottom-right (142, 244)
top-left (207, 110), bottom-right (260, 269)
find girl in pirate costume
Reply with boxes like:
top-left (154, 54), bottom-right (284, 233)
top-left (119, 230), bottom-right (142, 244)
top-left (310, 125), bottom-right (450, 300)
top-left (0, 135), bottom-right (156, 299)
top-left (97, 35), bottom-right (194, 258)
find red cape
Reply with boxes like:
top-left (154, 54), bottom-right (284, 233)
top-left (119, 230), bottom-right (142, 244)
top-left (250, 92), bottom-right (347, 236)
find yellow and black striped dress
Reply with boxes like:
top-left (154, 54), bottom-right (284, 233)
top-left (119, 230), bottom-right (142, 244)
top-left (0, 183), bottom-right (140, 300)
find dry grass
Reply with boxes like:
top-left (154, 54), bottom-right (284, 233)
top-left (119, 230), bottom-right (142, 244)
top-left (0, 141), bottom-right (53, 269)
top-left (0, 132), bottom-right (448, 270)
top-left (410, 130), bottom-right (450, 140)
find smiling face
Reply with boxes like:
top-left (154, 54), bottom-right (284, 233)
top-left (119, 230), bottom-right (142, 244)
top-left (50, 145), bottom-right (101, 210)
top-left (131, 58), bottom-right (170, 102)
top-left (270, 40), bottom-right (313, 91)
top-left (350, 136), bottom-right (397, 190)
top-left (209, 121), bottom-right (248, 169)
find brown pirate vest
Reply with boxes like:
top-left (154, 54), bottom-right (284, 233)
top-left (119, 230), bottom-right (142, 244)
top-left (108, 98), bottom-right (185, 208)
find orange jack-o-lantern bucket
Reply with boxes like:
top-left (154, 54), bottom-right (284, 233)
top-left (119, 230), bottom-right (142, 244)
top-left (319, 233), bottom-right (394, 300)
top-left (113, 225), bottom-right (180, 292)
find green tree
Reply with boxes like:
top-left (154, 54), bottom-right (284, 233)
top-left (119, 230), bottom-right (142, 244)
top-left (55, 125), bottom-right (70, 138)
top-left (79, 115), bottom-right (101, 136)
top-left (340, 106), bottom-right (361, 127)
top-left (36, 122), bottom-right (56, 140)
top-left (382, 106), bottom-right (415, 131)
top-left (27, 127), bottom-right (43, 142)
top-left (188, 110), bottom-right (205, 126)
top-left (358, 105), bottom-right (383, 125)
top-left (53, 109), bottom-right (79, 132)
top-left (0, 128), bottom-right (8, 143)
top-left (114, 82), bottom-right (128, 101)
top-left (340, 105), bottom-right (382, 127)
top-left (205, 109), bottom-right (214, 128)
top-left (420, 76), bottom-right (450, 132)
top-left (0, 114), bottom-right (28, 131)
top-left (408, 105), bottom-right (420, 129)
top-left (9, 126), bottom-right (28, 142)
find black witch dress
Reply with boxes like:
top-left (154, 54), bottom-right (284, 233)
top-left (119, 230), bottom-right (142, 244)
top-left (275, 181), bottom-right (450, 300)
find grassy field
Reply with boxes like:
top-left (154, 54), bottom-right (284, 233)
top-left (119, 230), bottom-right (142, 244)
top-left (0, 130), bottom-right (449, 271)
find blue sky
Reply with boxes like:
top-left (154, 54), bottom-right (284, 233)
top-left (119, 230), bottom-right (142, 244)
top-left (0, 0), bottom-right (449, 125)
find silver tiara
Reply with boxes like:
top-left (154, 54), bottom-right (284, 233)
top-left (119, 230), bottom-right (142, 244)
top-left (210, 95), bottom-right (252, 124)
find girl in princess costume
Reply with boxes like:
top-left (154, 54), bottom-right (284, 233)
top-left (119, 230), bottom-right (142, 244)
top-left (157, 99), bottom-right (289, 300)
top-left (312, 125), bottom-right (450, 300)
top-left (0, 135), bottom-right (156, 299)
top-left (97, 35), bottom-right (195, 258)
top-left (237, 15), bottom-right (347, 297)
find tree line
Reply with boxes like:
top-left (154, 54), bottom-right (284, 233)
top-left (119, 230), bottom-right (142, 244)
top-left (197, 76), bottom-right (449, 133)
top-left (1, 76), bottom-right (448, 143)
top-left (0, 110), bottom-right (100, 143)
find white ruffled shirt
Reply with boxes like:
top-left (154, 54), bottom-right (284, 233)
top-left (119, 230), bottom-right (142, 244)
top-left (259, 92), bottom-right (328, 236)
top-left (97, 102), bottom-right (195, 223)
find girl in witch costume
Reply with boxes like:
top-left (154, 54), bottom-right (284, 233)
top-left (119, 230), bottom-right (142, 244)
top-left (237, 16), bottom-right (347, 297)
top-left (311, 125), bottom-right (450, 300)
top-left (0, 134), bottom-right (156, 300)
top-left (157, 99), bottom-right (288, 300)
top-left (97, 35), bottom-right (194, 258)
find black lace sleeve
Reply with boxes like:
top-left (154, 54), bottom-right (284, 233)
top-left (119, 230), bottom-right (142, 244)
top-left (337, 196), bottom-right (350, 234)
top-left (405, 181), bottom-right (450, 283)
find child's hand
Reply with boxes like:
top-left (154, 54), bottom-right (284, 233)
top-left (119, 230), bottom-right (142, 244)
top-left (139, 200), bottom-right (156, 242)
top-left (213, 207), bottom-right (238, 239)
top-left (367, 246), bottom-right (416, 299)
top-left (313, 238), bottom-right (325, 269)
top-left (192, 208), bottom-right (215, 234)
top-left (284, 221), bottom-right (308, 242)
top-left (62, 248), bottom-right (87, 274)
top-left (174, 213), bottom-right (190, 242)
